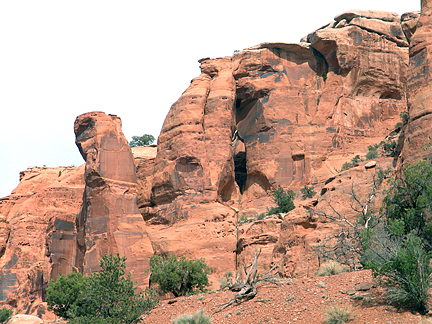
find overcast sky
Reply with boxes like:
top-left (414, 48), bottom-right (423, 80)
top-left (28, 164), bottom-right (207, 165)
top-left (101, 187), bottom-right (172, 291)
top-left (0, 1), bottom-right (419, 198)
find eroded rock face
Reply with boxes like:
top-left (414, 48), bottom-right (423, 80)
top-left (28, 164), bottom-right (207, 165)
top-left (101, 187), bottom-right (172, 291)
top-left (133, 9), bottom-right (414, 287)
top-left (0, 165), bottom-right (85, 315)
top-left (150, 58), bottom-right (237, 222)
top-left (142, 9), bottom-right (410, 222)
top-left (133, 145), bottom-right (157, 216)
top-left (74, 111), bottom-right (153, 288)
top-left (400, 0), bottom-right (432, 164)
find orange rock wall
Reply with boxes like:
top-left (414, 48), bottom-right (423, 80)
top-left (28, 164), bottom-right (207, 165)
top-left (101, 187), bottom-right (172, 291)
top-left (400, 0), bottom-right (432, 164)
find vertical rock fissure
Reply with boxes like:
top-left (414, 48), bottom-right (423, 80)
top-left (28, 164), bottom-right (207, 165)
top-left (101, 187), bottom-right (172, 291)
top-left (75, 191), bottom-right (87, 274)
top-left (233, 132), bottom-right (247, 194)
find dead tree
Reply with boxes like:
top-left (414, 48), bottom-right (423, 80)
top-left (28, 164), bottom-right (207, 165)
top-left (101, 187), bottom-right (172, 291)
top-left (312, 170), bottom-right (389, 270)
top-left (213, 247), bottom-right (277, 314)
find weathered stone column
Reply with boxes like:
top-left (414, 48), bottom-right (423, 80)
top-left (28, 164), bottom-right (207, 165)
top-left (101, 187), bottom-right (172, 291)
top-left (74, 111), bottom-right (153, 288)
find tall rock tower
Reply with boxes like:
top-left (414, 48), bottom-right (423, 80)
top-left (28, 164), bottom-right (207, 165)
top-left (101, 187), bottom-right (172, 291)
top-left (74, 111), bottom-right (153, 288)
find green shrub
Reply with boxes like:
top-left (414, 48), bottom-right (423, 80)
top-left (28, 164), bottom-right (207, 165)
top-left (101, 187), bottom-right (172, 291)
top-left (129, 134), bottom-right (155, 147)
top-left (268, 185), bottom-right (295, 215)
top-left (369, 233), bottom-right (432, 314)
top-left (341, 162), bottom-right (352, 171)
top-left (382, 160), bottom-right (432, 249)
top-left (67, 315), bottom-right (116, 324)
top-left (0, 308), bottom-right (12, 324)
top-left (316, 261), bottom-right (346, 277)
top-left (238, 213), bottom-right (267, 225)
top-left (237, 214), bottom-right (252, 225)
top-left (172, 309), bottom-right (212, 324)
top-left (86, 254), bottom-right (158, 322)
top-left (400, 111), bottom-right (409, 124)
top-left (351, 155), bottom-right (361, 164)
top-left (376, 167), bottom-right (392, 184)
top-left (46, 254), bottom-right (158, 323)
top-left (256, 213), bottom-right (266, 220)
top-left (323, 304), bottom-right (354, 324)
top-left (364, 160), bottom-right (432, 314)
top-left (366, 145), bottom-right (378, 160)
top-left (149, 255), bottom-right (212, 297)
top-left (300, 185), bottom-right (316, 199)
top-left (341, 155), bottom-right (363, 171)
top-left (46, 272), bottom-right (90, 319)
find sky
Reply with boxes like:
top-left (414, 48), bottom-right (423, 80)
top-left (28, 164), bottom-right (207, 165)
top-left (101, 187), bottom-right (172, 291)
top-left (0, 1), bottom-right (420, 198)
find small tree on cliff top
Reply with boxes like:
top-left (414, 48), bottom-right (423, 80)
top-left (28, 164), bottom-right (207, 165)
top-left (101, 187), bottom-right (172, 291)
top-left (129, 134), bottom-right (155, 147)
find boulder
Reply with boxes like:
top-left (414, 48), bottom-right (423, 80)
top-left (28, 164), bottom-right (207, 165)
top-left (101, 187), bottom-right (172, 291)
top-left (364, 161), bottom-right (377, 169)
top-left (334, 9), bottom-right (400, 23)
top-left (348, 17), bottom-right (408, 47)
top-left (6, 315), bottom-right (43, 324)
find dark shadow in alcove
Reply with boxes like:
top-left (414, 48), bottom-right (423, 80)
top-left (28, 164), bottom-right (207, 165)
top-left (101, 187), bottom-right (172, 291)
top-left (234, 151), bottom-right (247, 194)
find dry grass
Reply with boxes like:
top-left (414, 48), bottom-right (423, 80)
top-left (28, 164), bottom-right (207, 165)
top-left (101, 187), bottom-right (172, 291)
top-left (172, 309), bottom-right (212, 324)
top-left (316, 261), bottom-right (347, 277)
top-left (323, 304), bottom-right (354, 324)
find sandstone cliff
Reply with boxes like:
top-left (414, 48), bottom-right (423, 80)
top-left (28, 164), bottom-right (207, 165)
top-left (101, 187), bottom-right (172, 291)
top-left (0, 7), bottom-right (425, 318)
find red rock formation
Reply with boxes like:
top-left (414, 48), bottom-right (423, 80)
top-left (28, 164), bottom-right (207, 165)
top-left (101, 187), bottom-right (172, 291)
top-left (129, 9), bottom-right (414, 288)
top-left (400, 0), bottom-right (432, 164)
top-left (151, 58), bottom-right (237, 222)
top-left (74, 111), bottom-right (153, 289)
top-left (142, 9), bottom-right (410, 223)
top-left (0, 7), bottom-right (425, 318)
top-left (0, 165), bottom-right (85, 316)
top-left (133, 145), bottom-right (157, 216)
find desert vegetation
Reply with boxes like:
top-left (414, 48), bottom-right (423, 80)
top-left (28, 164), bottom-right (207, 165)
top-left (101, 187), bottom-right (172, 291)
top-left (315, 159), bottom-right (432, 315)
top-left (149, 254), bottom-right (212, 297)
top-left (172, 309), bottom-right (212, 324)
top-left (268, 185), bottom-right (296, 215)
top-left (316, 261), bottom-right (347, 277)
top-left (300, 185), bottom-right (316, 199)
top-left (323, 304), bottom-right (354, 324)
top-left (46, 254), bottom-right (158, 323)
top-left (0, 308), bottom-right (12, 324)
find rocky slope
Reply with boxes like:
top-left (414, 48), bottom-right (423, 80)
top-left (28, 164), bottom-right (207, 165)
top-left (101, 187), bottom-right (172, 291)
top-left (0, 5), bottom-right (428, 320)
